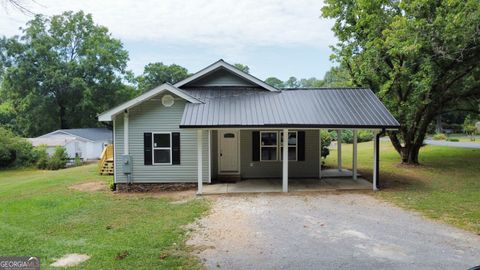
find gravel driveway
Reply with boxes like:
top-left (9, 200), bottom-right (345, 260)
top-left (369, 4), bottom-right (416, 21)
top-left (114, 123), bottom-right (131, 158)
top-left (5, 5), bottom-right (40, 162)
top-left (187, 194), bottom-right (480, 270)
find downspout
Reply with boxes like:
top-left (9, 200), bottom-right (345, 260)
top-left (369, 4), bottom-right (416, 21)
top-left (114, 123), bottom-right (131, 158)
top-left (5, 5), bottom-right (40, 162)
top-left (375, 128), bottom-right (386, 190)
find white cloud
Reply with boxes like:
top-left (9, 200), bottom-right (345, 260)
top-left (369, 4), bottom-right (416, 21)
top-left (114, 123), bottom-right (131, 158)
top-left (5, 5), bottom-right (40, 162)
top-left (0, 0), bottom-right (335, 49)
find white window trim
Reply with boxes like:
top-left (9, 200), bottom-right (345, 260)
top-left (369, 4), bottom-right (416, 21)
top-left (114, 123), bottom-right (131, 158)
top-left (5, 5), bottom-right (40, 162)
top-left (259, 131), bottom-right (298, 162)
top-left (152, 132), bottom-right (172, 165)
top-left (260, 131), bottom-right (279, 162)
top-left (280, 131), bottom-right (298, 162)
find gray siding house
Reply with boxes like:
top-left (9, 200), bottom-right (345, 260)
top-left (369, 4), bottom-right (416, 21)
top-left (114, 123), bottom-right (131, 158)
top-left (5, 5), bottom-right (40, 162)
top-left (98, 60), bottom-right (399, 194)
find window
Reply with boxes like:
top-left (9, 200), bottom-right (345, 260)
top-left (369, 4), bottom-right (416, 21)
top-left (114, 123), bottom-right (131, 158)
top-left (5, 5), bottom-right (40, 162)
top-left (153, 133), bottom-right (171, 164)
top-left (280, 131), bottom-right (297, 161)
top-left (259, 131), bottom-right (297, 161)
top-left (260, 132), bottom-right (277, 161)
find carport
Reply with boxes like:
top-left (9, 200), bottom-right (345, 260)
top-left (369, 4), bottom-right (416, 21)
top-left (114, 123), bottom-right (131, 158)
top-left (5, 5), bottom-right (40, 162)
top-left (179, 88), bottom-right (400, 194)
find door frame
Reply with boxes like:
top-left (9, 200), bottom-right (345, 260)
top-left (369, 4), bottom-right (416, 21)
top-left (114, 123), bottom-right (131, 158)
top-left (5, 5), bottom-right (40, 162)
top-left (217, 129), bottom-right (241, 175)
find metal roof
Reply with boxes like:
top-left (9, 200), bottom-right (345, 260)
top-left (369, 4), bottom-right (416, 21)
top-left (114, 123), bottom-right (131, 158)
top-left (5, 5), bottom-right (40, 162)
top-left (179, 87), bottom-right (400, 128)
top-left (39, 128), bottom-right (112, 141)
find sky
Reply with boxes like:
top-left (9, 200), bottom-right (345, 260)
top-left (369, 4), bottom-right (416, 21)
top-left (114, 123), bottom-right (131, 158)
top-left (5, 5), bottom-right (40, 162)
top-left (0, 0), bottom-right (337, 81)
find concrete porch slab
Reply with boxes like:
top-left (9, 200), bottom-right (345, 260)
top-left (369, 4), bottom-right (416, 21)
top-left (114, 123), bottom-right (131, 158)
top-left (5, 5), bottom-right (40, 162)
top-left (321, 168), bottom-right (361, 178)
top-left (203, 177), bottom-right (372, 195)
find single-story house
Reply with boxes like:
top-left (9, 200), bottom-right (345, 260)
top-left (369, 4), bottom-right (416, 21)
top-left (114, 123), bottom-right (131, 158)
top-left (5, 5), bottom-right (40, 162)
top-left (29, 128), bottom-right (112, 160)
top-left (98, 60), bottom-right (400, 193)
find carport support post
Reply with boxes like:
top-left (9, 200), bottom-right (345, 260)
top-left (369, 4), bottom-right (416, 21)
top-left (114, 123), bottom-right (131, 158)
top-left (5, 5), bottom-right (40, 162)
top-left (337, 129), bottom-right (342, 171)
top-left (197, 130), bottom-right (203, 195)
top-left (282, 128), bottom-right (289, 192)
top-left (318, 129), bottom-right (322, 179)
top-left (372, 130), bottom-right (379, 191)
top-left (352, 130), bottom-right (357, 180)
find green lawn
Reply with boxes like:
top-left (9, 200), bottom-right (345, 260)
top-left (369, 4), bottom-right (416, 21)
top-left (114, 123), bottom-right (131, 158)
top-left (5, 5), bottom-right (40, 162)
top-left (325, 141), bottom-right (480, 233)
top-left (0, 164), bottom-right (208, 269)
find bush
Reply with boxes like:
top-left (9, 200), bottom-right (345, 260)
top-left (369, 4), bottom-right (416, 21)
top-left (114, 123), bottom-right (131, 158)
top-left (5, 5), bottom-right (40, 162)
top-left (46, 146), bottom-right (68, 170)
top-left (320, 130), bottom-right (331, 159)
top-left (0, 126), bottom-right (35, 167)
top-left (108, 178), bottom-right (115, 191)
top-left (329, 130), bottom-right (374, 143)
top-left (432, 133), bottom-right (447, 140)
top-left (358, 130), bottom-right (374, 142)
top-left (33, 145), bottom-right (49, 169)
top-left (447, 138), bottom-right (459, 142)
top-left (74, 156), bottom-right (83, 167)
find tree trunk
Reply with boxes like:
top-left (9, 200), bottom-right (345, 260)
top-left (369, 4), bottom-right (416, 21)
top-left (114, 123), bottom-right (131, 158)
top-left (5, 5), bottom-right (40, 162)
top-left (389, 132), bottom-right (422, 164)
top-left (59, 105), bottom-right (67, 129)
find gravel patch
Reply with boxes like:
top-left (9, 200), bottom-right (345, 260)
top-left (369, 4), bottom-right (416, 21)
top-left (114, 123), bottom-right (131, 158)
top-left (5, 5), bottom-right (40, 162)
top-left (187, 194), bottom-right (480, 270)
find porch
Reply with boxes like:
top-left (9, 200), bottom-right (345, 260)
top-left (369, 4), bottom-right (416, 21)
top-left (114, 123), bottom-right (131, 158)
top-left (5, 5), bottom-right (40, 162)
top-left (203, 169), bottom-right (371, 194)
top-left (195, 128), bottom-right (384, 195)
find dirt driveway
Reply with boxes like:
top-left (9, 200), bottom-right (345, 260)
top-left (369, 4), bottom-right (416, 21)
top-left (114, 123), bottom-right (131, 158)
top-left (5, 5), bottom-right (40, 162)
top-left (187, 193), bottom-right (480, 270)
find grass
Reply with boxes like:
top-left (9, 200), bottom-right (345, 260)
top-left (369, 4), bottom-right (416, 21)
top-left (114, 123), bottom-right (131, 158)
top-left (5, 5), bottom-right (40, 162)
top-left (0, 164), bottom-right (209, 269)
top-left (325, 140), bottom-right (480, 233)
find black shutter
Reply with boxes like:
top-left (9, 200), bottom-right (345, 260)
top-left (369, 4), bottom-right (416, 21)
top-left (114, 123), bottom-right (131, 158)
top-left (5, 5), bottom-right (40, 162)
top-left (172, 132), bottom-right (181, 165)
top-left (144, 133), bottom-right (152, 165)
top-left (298, 131), bottom-right (305, 161)
top-left (252, 131), bottom-right (260, 161)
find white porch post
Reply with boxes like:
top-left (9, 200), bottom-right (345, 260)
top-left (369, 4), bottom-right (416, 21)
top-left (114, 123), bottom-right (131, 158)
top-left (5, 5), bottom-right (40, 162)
top-left (352, 130), bottom-right (358, 180)
top-left (318, 129), bottom-right (322, 179)
top-left (372, 130), bottom-right (379, 191)
top-left (124, 111), bottom-right (129, 155)
top-left (197, 130), bottom-right (203, 195)
top-left (337, 129), bottom-right (342, 171)
top-left (282, 128), bottom-right (289, 192)
top-left (208, 130), bottom-right (212, 183)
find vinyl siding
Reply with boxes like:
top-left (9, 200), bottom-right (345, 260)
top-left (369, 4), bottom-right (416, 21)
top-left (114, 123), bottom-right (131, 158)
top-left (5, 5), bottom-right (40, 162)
top-left (114, 95), bottom-right (209, 183)
top-left (239, 130), bottom-right (320, 178)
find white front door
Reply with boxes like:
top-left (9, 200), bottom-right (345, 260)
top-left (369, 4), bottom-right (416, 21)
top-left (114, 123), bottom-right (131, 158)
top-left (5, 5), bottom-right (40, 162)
top-left (219, 130), bottom-right (239, 173)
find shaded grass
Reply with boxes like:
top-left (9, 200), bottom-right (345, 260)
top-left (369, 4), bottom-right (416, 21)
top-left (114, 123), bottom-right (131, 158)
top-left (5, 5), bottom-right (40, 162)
top-left (325, 141), bottom-right (480, 233)
top-left (0, 164), bottom-right (209, 269)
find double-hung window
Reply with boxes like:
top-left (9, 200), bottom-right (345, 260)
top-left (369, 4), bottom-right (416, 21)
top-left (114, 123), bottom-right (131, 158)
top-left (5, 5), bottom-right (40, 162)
top-left (260, 131), bottom-right (278, 161)
top-left (153, 133), bottom-right (171, 164)
top-left (280, 131), bottom-right (297, 161)
top-left (259, 131), bottom-right (297, 161)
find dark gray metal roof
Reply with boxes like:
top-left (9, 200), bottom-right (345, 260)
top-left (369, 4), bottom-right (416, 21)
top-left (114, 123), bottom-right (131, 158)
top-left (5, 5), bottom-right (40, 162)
top-left (180, 87), bottom-right (400, 128)
top-left (57, 128), bottom-right (112, 141)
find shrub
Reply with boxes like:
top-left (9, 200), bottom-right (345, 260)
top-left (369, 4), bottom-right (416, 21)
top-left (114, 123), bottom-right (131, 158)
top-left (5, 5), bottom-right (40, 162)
top-left (74, 156), bottom-right (83, 167)
top-left (108, 178), bottom-right (115, 191)
top-left (320, 130), bottom-right (331, 159)
top-left (0, 126), bottom-right (35, 167)
top-left (33, 145), bottom-right (49, 169)
top-left (357, 130), bottom-right (374, 142)
top-left (432, 133), bottom-right (447, 140)
top-left (46, 146), bottom-right (68, 170)
top-left (329, 130), bottom-right (373, 143)
top-left (447, 138), bottom-right (459, 142)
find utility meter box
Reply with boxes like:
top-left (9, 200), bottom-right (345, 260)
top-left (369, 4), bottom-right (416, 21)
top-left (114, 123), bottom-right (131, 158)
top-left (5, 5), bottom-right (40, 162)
top-left (122, 155), bottom-right (133, 174)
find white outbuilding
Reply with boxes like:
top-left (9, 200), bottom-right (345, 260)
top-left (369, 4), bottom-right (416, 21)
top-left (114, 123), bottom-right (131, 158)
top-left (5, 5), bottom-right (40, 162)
top-left (28, 128), bottom-right (112, 160)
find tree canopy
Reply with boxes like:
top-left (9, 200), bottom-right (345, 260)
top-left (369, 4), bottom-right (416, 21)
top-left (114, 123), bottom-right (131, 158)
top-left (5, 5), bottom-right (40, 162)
top-left (1, 11), bottom-right (134, 137)
top-left (322, 0), bottom-right (480, 164)
top-left (233, 63), bottom-right (249, 73)
top-left (136, 62), bottom-right (189, 93)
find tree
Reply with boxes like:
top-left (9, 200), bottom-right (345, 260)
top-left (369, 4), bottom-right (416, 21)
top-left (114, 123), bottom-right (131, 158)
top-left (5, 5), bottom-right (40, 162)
top-left (299, 77), bottom-right (324, 88)
top-left (265, 77), bottom-right (284, 88)
top-left (322, 0), bottom-right (480, 164)
top-left (284, 76), bottom-right (300, 88)
top-left (463, 115), bottom-right (477, 141)
top-left (136, 62), bottom-right (189, 93)
top-left (1, 11), bottom-right (133, 136)
top-left (233, 63), bottom-right (249, 74)
top-left (322, 66), bottom-right (354, 87)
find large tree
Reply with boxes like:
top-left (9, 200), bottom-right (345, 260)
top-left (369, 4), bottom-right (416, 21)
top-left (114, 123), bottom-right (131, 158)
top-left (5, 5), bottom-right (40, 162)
top-left (322, 0), bottom-right (480, 164)
top-left (1, 11), bottom-right (133, 136)
top-left (136, 62), bottom-right (189, 93)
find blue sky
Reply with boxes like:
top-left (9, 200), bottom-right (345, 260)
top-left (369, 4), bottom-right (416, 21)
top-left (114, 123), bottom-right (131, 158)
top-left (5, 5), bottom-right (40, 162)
top-left (1, 0), bottom-right (337, 81)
